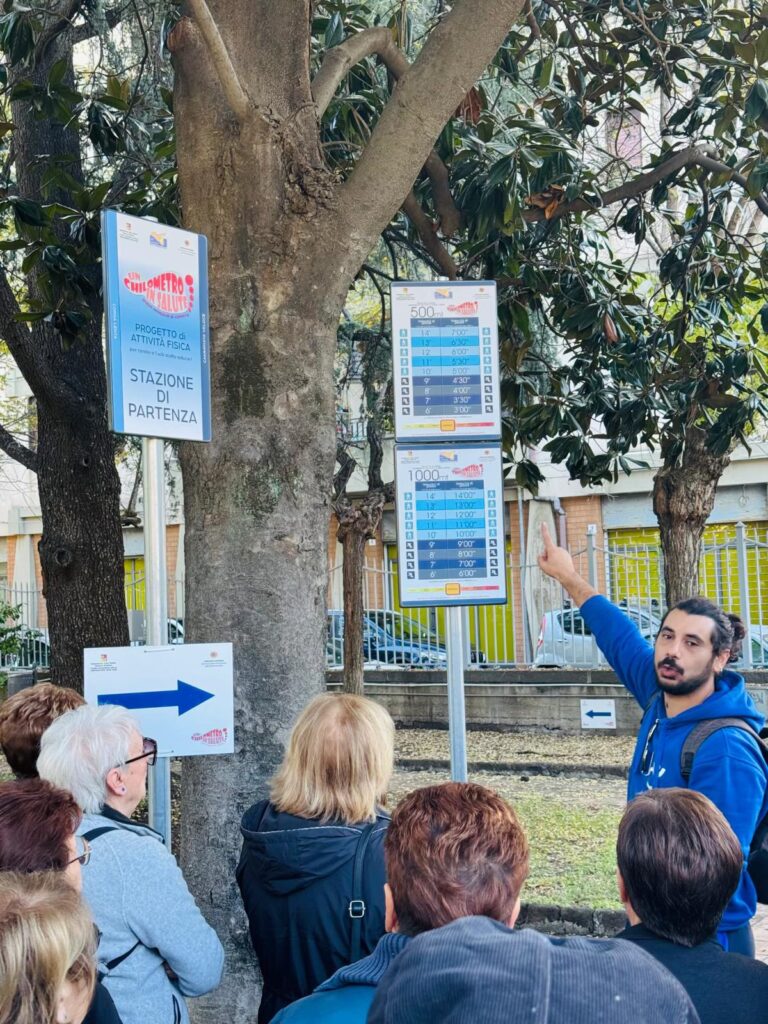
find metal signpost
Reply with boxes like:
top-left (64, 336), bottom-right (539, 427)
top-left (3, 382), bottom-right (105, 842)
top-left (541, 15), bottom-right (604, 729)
top-left (391, 281), bottom-right (504, 781)
top-left (101, 210), bottom-right (212, 844)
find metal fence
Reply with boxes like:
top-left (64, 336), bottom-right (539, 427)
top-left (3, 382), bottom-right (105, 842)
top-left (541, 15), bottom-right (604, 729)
top-left (326, 522), bottom-right (768, 669)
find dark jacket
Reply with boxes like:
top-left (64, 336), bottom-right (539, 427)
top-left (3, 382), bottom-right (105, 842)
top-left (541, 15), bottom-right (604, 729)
top-left (581, 595), bottom-right (768, 930)
top-left (236, 799), bottom-right (389, 1024)
top-left (368, 916), bottom-right (699, 1024)
top-left (270, 932), bottom-right (410, 1024)
top-left (84, 982), bottom-right (123, 1024)
top-left (618, 923), bottom-right (768, 1024)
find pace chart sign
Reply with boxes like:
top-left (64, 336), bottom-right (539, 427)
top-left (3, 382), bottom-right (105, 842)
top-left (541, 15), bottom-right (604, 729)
top-left (395, 444), bottom-right (506, 608)
top-left (391, 281), bottom-right (500, 443)
top-left (101, 210), bottom-right (211, 441)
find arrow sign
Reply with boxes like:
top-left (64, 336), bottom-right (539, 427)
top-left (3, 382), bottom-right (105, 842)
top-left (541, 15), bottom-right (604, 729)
top-left (98, 679), bottom-right (214, 716)
top-left (585, 710), bottom-right (612, 719)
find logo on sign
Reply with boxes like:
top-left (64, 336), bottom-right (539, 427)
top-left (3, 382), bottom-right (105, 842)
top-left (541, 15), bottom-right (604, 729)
top-left (191, 728), bottom-right (228, 746)
top-left (452, 463), bottom-right (483, 478)
top-left (150, 231), bottom-right (168, 248)
top-left (434, 288), bottom-right (453, 298)
top-left (439, 451), bottom-right (458, 462)
top-left (447, 300), bottom-right (478, 315)
top-left (100, 653), bottom-right (108, 662)
top-left (123, 271), bottom-right (195, 317)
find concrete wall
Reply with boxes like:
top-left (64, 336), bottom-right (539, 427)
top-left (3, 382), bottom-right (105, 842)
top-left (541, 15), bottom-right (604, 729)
top-left (327, 669), bottom-right (768, 735)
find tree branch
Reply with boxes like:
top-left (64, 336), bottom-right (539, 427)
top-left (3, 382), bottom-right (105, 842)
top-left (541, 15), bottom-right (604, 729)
top-left (333, 443), bottom-right (357, 500)
top-left (313, 27), bottom-right (462, 235)
top-left (71, 4), bottom-right (130, 45)
top-left (402, 191), bottom-right (458, 277)
top-left (184, 0), bottom-right (250, 122)
top-left (331, 0), bottom-right (525, 269)
top-left (523, 145), bottom-right (729, 223)
top-left (0, 422), bottom-right (37, 473)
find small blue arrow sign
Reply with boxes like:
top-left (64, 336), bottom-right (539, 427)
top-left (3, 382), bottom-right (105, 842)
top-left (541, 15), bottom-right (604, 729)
top-left (97, 680), bottom-right (214, 716)
top-left (585, 709), bottom-right (612, 719)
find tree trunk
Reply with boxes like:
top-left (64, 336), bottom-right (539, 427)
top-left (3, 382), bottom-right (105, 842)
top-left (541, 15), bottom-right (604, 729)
top-left (170, 3), bottom-right (525, 1020)
top-left (9, 42), bottom-right (128, 685)
top-left (336, 493), bottom-right (386, 694)
top-left (653, 428), bottom-right (731, 608)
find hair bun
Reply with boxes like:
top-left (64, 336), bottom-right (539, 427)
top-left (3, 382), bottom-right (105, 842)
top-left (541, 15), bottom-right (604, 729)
top-left (728, 614), bottom-right (746, 642)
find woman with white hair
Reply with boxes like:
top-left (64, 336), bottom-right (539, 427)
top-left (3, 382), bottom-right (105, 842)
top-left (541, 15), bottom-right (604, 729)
top-left (237, 692), bottom-right (395, 1023)
top-left (38, 704), bottom-right (224, 1024)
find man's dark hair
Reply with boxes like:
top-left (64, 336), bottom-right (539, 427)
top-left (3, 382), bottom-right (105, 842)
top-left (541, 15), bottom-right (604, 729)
top-left (663, 597), bottom-right (745, 662)
top-left (617, 788), bottom-right (742, 947)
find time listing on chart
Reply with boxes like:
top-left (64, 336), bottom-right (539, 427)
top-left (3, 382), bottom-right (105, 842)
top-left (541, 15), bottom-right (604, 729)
top-left (395, 443), bottom-right (506, 608)
top-left (391, 282), bottom-right (500, 442)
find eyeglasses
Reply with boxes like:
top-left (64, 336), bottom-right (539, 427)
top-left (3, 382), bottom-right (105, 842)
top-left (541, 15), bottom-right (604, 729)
top-left (122, 737), bottom-right (158, 768)
top-left (67, 835), bottom-right (91, 868)
top-left (640, 719), bottom-right (659, 775)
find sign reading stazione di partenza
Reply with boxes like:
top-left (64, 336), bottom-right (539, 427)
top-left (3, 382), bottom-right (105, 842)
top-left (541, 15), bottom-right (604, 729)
top-left (101, 210), bottom-right (211, 441)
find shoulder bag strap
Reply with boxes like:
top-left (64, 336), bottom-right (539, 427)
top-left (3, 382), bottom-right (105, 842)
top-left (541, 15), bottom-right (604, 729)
top-left (348, 821), bottom-right (376, 964)
top-left (680, 717), bottom-right (768, 781)
top-left (81, 825), bottom-right (142, 973)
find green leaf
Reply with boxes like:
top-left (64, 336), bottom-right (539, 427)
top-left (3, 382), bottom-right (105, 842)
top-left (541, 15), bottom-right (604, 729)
top-left (9, 197), bottom-right (46, 226)
top-left (745, 80), bottom-right (768, 122)
top-left (48, 58), bottom-right (68, 87)
top-left (536, 56), bottom-right (554, 89)
top-left (746, 161), bottom-right (768, 198)
top-left (325, 12), bottom-right (343, 48)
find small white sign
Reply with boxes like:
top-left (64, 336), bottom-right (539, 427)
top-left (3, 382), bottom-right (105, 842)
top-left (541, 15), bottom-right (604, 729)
top-left (748, 687), bottom-right (768, 714)
top-left (580, 698), bottom-right (616, 730)
top-left (84, 643), bottom-right (234, 756)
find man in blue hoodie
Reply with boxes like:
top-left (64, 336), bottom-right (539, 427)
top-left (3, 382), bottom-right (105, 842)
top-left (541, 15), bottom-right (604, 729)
top-left (270, 781), bottom-right (530, 1024)
top-left (539, 523), bottom-right (768, 956)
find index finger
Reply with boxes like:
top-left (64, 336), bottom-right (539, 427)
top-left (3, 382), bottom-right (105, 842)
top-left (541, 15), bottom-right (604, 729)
top-left (541, 522), bottom-right (555, 549)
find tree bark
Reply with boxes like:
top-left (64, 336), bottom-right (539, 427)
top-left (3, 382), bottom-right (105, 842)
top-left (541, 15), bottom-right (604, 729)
top-left (8, 41), bottom-right (128, 686)
top-left (335, 492), bottom-right (387, 695)
top-left (652, 428), bottom-right (731, 608)
top-left (171, 3), bottom-right (524, 1020)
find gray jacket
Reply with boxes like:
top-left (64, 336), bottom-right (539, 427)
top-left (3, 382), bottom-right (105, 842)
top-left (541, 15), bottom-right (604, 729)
top-left (78, 808), bottom-right (224, 1024)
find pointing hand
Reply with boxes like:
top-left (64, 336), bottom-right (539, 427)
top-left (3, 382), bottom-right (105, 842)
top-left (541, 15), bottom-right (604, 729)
top-left (538, 523), bottom-right (576, 582)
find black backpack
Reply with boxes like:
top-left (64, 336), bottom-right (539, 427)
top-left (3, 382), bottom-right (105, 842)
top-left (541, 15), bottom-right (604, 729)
top-left (679, 718), bottom-right (768, 904)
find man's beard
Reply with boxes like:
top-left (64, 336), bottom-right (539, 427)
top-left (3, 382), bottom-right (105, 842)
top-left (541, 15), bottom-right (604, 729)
top-left (655, 656), bottom-right (716, 696)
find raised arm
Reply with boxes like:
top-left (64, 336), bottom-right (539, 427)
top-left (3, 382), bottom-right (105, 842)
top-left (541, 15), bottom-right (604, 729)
top-left (537, 524), bottom-right (598, 607)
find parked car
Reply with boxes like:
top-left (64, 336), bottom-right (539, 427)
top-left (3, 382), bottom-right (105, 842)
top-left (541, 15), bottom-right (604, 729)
top-left (534, 603), bottom-right (661, 667)
top-left (366, 610), bottom-right (488, 665)
top-left (327, 610), bottom-right (448, 668)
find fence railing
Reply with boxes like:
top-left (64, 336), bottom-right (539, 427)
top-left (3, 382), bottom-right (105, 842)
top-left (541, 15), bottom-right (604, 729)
top-left (325, 523), bottom-right (768, 670)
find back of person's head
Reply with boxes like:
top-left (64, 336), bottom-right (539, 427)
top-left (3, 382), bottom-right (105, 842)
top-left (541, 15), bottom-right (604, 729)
top-left (368, 916), bottom-right (698, 1024)
top-left (37, 704), bottom-right (139, 814)
top-left (0, 778), bottom-right (81, 873)
top-left (617, 787), bottom-right (742, 947)
top-left (385, 782), bottom-right (529, 936)
top-left (0, 871), bottom-right (96, 1024)
top-left (270, 693), bottom-right (394, 825)
top-left (0, 684), bottom-right (84, 778)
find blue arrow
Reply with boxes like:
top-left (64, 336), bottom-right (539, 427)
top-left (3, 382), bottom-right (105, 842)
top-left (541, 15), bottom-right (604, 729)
top-left (585, 709), bottom-right (612, 719)
top-left (97, 680), bottom-right (214, 716)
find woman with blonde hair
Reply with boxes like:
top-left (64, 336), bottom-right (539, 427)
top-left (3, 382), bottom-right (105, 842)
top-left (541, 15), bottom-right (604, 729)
top-left (0, 871), bottom-right (96, 1024)
top-left (237, 692), bottom-right (395, 1023)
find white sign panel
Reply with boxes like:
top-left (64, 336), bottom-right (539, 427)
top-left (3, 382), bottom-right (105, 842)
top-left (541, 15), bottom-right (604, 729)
top-left (395, 443), bottom-right (506, 607)
top-left (391, 280), bottom-right (500, 442)
top-left (580, 699), bottom-right (617, 730)
top-left (84, 643), bottom-right (233, 756)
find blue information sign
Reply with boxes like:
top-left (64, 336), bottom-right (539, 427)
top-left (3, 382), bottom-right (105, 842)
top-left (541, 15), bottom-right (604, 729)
top-left (101, 210), bottom-right (211, 441)
top-left (395, 444), bottom-right (506, 607)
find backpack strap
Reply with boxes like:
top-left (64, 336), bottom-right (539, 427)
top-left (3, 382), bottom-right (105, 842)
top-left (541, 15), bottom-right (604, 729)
top-left (81, 825), bottom-right (142, 974)
top-left (348, 821), bottom-right (376, 964)
top-left (680, 717), bottom-right (768, 782)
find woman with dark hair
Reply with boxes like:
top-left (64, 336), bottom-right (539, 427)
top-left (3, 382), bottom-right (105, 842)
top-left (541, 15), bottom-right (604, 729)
top-left (0, 778), bottom-right (122, 1024)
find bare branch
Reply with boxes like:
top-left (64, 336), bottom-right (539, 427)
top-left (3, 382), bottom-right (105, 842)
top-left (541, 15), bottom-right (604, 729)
top-left (0, 422), bottom-right (37, 473)
top-left (313, 27), bottom-right (462, 234)
top-left (71, 4), bottom-right (129, 44)
top-left (522, 145), bottom-right (757, 224)
top-left (402, 191), bottom-right (458, 277)
top-left (333, 443), bottom-right (357, 501)
top-left (184, 0), bottom-right (250, 122)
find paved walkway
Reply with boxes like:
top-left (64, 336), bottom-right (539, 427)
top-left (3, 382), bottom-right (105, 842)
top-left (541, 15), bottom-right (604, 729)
top-left (754, 906), bottom-right (768, 962)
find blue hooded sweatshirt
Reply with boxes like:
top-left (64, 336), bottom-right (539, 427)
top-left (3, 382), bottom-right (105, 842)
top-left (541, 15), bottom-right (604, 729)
top-left (580, 595), bottom-right (768, 931)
